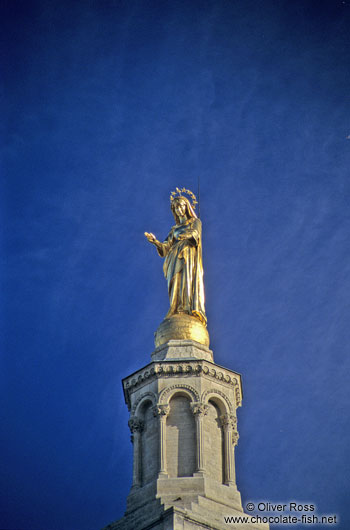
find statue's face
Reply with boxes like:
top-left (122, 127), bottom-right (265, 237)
top-left (174, 199), bottom-right (187, 218)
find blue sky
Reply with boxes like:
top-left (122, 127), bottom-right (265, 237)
top-left (2, 1), bottom-right (350, 529)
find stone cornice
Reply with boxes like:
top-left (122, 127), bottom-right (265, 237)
top-left (122, 359), bottom-right (242, 410)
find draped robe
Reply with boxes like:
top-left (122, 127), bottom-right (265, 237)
top-left (157, 217), bottom-right (206, 325)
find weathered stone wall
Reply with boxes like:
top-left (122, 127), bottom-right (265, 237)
top-left (166, 395), bottom-right (196, 477)
top-left (204, 400), bottom-right (223, 483)
top-left (141, 401), bottom-right (158, 485)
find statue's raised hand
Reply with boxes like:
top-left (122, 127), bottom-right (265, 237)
top-left (144, 232), bottom-right (158, 244)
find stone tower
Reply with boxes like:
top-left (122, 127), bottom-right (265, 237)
top-left (104, 190), bottom-right (268, 529)
top-left (104, 322), bottom-right (267, 530)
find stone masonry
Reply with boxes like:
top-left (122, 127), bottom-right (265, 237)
top-left (103, 340), bottom-right (268, 530)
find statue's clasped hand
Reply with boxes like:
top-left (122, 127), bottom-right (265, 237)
top-left (177, 230), bottom-right (195, 243)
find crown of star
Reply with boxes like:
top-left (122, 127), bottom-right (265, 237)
top-left (170, 187), bottom-right (198, 209)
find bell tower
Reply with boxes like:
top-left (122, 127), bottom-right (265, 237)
top-left (103, 189), bottom-right (268, 530)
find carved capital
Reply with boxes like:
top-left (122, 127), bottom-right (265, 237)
top-left (232, 428), bottom-right (239, 446)
top-left (219, 413), bottom-right (237, 430)
top-left (153, 404), bottom-right (170, 417)
top-left (191, 402), bottom-right (209, 416)
top-left (128, 416), bottom-right (144, 434)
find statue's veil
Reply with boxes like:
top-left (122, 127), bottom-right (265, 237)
top-left (171, 196), bottom-right (198, 224)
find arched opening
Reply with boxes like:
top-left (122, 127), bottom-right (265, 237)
top-left (166, 394), bottom-right (196, 477)
top-left (203, 399), bottom-right (224, 483)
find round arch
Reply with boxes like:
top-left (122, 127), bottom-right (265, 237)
top-left (201, 389), bottom-right (234, 415)
top-left (132, 391), bottom-right (157, 417)
top-left (159, 384), bottom-right (200, 405)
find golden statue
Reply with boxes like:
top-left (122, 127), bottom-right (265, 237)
top-left (145, 188), bottom-right (209, 347)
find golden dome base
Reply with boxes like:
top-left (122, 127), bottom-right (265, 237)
top-left (154, 313), bottom-right (210, 349)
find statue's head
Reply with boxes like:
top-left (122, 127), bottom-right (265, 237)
top-left (171, 196), bottom-right (197, 224)
top-left (170, 188), bottom-right (198, 224)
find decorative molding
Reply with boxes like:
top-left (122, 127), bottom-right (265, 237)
top-left (131, 391), bottom-right (157, 416)
top-left (232, 429), bottom-right (239, 446)
top-left (235, 385), bottom-right (242, 407)
top-left (128, 416), bottom-right (144, 433)
top-left (123, 362), bottom-right (241, 392)
top-left (201, 389), bottom-right (235, 415)
top-left (219, 413), bottom-right (239, 445)
top-left (152, 404), bottom-right (170, 417)
top-left (158, 383), bottom-right (200, 404)
top-left (219, 413), bottom-right (237, 430)
top-left (190, 402), bottom-right (209, 416)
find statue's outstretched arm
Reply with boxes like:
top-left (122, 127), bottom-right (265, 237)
top-left (145, 232), bottom-right (170, 256)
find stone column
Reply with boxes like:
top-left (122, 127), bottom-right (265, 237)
top-left (153, 404), bottom-right (170, 477)
top-left (191, 402), bottom-right (208, 474)
top-left (128, 416), bottom-right (144, 489)
top-left (220, 413), bottom-right (238, 486)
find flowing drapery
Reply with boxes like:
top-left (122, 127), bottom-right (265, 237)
top-left (157, 218), bottom-right (206, 325)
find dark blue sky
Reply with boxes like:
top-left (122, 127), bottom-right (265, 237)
top-left (2, 1), bottom-right (350, 529)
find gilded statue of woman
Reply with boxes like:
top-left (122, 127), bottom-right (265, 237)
top-left (145, 189), bottom-right (207, 326)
